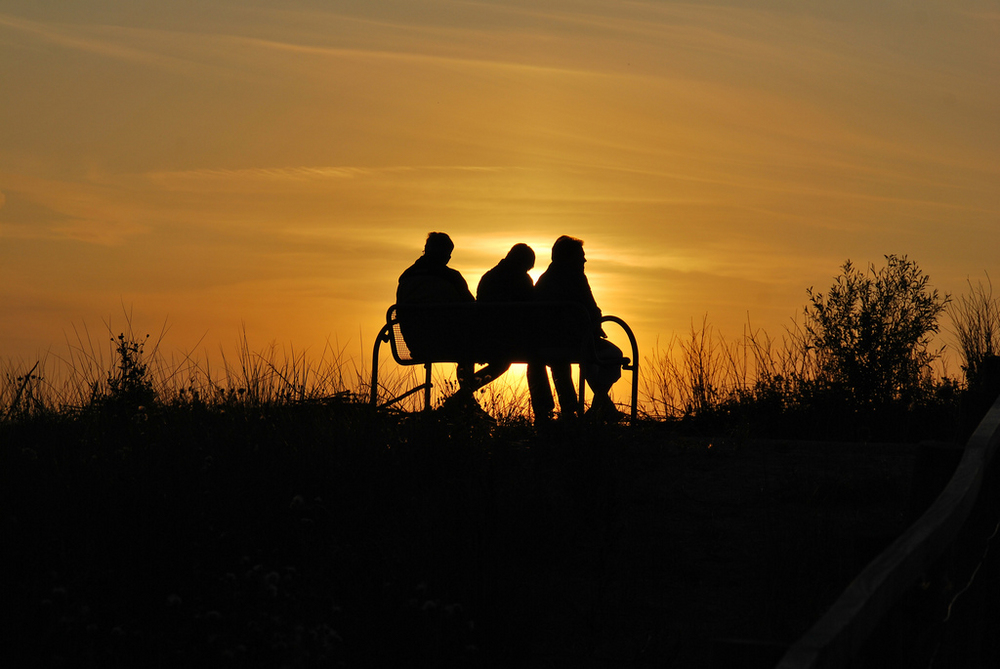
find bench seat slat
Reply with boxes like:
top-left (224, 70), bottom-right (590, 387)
top-left (392, 301), bottom-right (597, 364)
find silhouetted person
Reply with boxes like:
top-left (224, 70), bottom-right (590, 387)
top-left (477, 243), bottom-right (535, 303)
top-left (396, 232), bottom-right (482, 402)
top-left (397, 232), bottom-right (474, 305)
top-left (474, 243), bottom-right (536, 386)
top-left (527, 235), bottom-right (623, 422)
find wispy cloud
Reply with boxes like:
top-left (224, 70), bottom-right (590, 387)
top-left (0, 174), bottom-right (149, 245)
top-left (146, 164), bottom-right (511, 183)
top-left (0, 13), bottom-right (209, 73)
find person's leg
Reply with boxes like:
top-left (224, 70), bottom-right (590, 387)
top-left (446, 362), bottom-right (496, 420)
top-left (585, 340), bottom-right (624, 419)
top-left (456, 362), bottom-right (477, 394)
top-left (526, 363), bottom-right (555, 421)
top-left (550, 363), bottom-right (580, 418)
top-left (470, 361), bottom-right (511, 391)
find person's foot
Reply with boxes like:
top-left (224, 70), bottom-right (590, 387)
top-left (557, 399), bottom-right (580, 421)
top-left (469, 399), bottom-right (497, 424)
top-left (534, 410), bottom-right (555, 426)
top-left (585, 398), bottom-right (624, 424)
top-left (441, 390), bottom-right (496, 424)
top-left (557, 409), bottom-right (580, 422)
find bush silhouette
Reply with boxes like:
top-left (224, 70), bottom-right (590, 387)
top-left (96, 332), bottom-right (157, 410)
top-left (804, 255), bottom-right (949, 408)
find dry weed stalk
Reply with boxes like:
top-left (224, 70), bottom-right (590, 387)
top-left (948, 273), bottom-right (1000, 386)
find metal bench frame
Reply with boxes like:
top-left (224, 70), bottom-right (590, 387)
top-left (370, 302), bottom-right (639, 422)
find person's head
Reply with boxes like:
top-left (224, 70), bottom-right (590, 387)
top-left (505, 243), bottom-right (535, 273)
top-left (423, 232), bottom-right (454, 264)
top-left (551, 235), bottom-right (585, 267)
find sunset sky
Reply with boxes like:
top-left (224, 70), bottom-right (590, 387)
top-left (2, 0), bottom-right (998, 389)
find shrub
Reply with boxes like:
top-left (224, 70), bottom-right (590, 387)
top-left (94, 332), bottom-right (157, 410)
top-left (804, 255), bottom-right (949, 408)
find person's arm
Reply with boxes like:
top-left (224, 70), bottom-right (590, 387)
top-left (580, 275), bottom-right (606, 336)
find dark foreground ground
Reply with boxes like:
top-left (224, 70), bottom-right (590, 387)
top-left (0, 402), bottom-right (973, 667)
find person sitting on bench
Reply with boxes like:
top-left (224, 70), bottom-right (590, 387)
top-left (527, 235), bottom-right (624, 423)
top-left (397, 232), bottom-right (474, 306)
top-left (396, 232), bottom-right (487, 409)
top-left (474, 243), bottom-right (537, 387)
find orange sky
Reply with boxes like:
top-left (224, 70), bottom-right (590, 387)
top-left (1, 1), bottom-right (998, 393)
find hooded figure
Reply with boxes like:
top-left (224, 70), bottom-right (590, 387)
top-left (477, 243), bottom-right (535, 303)
top-left (472, 243), bottom-right (537, 388)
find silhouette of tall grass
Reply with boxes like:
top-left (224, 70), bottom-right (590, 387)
top-left (2, 308), bottom-right (967, 436)
top-left (0, 326), bottom-right (531, 422)
top-left (2, 314), bottom-right (170, 417)
top-left (208, 329), bottom-right (359, 406)
top-left (948, 273), bottom-right (1000, 387)
top-left (0, 320), bottom-right (424, 420)
top-left (640, 315), bottom-right (964, 441)
top-left (641, 315), bottom-right (814, 420)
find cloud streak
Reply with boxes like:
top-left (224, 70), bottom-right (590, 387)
top-left (0, 174), bottom-right (150, 245)
top-left (0, 13), bottom-right (215, 74)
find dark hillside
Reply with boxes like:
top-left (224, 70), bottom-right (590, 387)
top-left (1, 399), bottom-right (963, 668)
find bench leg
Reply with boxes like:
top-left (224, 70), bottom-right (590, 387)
top-left (423, 363), bottom-right (432, 411)
top-left (370, 325), bottom-right (391, 406)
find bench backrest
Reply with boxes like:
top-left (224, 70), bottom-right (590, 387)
top-left (388, 301), bottom-right (596, 364)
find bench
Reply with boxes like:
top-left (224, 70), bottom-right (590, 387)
top-left (369, 301), bottom-right (639, 421)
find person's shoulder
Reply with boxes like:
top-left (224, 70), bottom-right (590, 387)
top-left (477, 264), bottom-right (495, 285)
top-left (475, 267), bottom-right (492, 298)
top-left (535, 263), bottom-right (562, 284)
top-left (398, 261), bottom-right (419, 282)
top-left (444, 265), bottom-right (468, 283)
